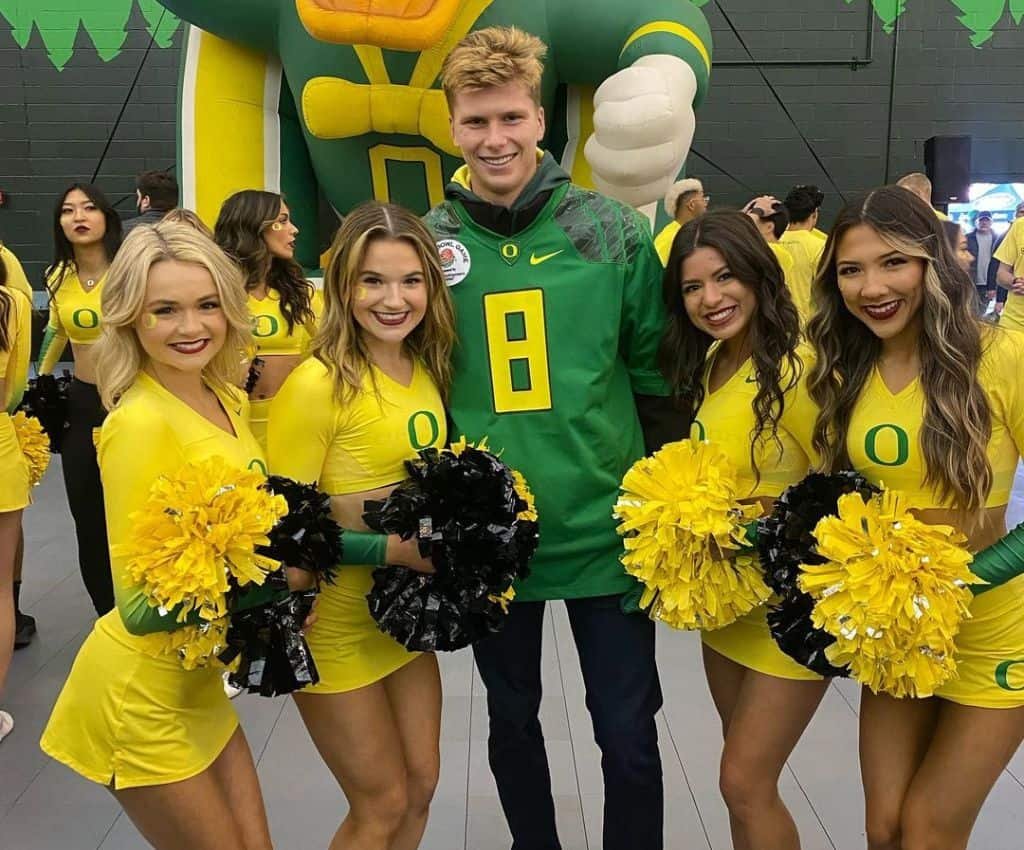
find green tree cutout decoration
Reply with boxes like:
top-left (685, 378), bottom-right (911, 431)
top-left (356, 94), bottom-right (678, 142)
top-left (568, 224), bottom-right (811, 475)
top-left (0, 0), bottom-right (180, 70)
top-left (849, 0), bottom-right (1024, 45)
top-left (949, 0), bottom-right (1024, 45)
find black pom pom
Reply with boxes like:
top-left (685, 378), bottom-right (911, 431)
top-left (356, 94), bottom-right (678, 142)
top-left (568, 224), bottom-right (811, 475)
top-left (17, 371), bottom-right (72, 453)
top-left (220, 578), bottom-right (319, 697)
top-left (757, 471), bottom-right (880, 678)
top-left (363, 445), bottom-right (538, 652)
top-left (259, 476), bottom-right (343, 585)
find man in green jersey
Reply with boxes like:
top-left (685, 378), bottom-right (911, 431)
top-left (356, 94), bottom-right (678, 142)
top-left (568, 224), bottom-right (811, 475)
top-left (426, 27), bottom-right (680, 850)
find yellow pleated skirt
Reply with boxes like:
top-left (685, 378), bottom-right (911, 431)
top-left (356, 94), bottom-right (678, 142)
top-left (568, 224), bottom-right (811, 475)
top-left (40, 613), bottom-right (238, 789)
top-left (936, 574), bottom-right (1024, 708)
top-left (0, 413), bottom-right (30, 513)
top-left (702, 602), bottom-right (823, 682)
top-left (303, 565), bottom-right (420, 694)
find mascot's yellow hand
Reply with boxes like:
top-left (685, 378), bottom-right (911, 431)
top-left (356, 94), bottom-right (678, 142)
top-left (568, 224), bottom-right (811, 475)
top-left (584, 55), bottom-right (697, 209)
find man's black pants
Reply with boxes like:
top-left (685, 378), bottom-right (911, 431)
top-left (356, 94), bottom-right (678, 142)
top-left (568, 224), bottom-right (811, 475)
top-left (472, 594), bottom-right (663, 850)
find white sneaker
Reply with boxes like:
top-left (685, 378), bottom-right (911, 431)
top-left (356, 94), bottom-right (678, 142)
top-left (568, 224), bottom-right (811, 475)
top-left (0, 710), bottom-right (13, 743)
top-left (222, 671), bottom-right (243, 700)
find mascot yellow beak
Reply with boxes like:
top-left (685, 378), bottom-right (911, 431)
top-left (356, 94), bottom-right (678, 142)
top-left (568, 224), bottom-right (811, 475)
top-left (296, 0), bottom-right (463, 50)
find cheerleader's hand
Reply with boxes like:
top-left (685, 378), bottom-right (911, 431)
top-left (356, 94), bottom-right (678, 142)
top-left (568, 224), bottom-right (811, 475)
top-left (584, 54), bottom-right (698, 208)
top-left (386, 535), bottom-right (436, 575)
top-left (286, 565), bottom-right (317, 592)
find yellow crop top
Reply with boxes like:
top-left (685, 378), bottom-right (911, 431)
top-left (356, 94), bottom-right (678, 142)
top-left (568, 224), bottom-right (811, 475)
top-left (0, 288), bottom-right (31, 412)
top-left (266, 356), bottom-right (446, 495)
top-left (689, 344), bottom-right (817, 500)
top-left (99, 372), bottom-right (264, 636)
top-left (38, 266), bottom-right (106, 373)
top-left (247, 288), bottom-right (323, 356)
top-left (847, 328), bottom-right (1024, 508)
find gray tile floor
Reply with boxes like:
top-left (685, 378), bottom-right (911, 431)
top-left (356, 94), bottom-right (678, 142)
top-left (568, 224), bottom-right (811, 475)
top-left (3, 459), bottom-right (1024, 849)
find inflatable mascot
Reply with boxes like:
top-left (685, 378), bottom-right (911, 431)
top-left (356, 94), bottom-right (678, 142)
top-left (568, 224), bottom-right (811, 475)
top-left (158, 0), bottom-right (712, 267)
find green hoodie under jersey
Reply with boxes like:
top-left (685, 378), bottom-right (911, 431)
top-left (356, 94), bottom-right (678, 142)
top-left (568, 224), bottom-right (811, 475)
top-left (425, 153), bottom-right (669, 601)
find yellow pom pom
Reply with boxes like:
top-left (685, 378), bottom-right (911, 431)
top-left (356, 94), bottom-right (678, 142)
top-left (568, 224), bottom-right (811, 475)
top-left (511, 469), bottom-right (538, 522)
top-left (12, 412), bottom-right (50, 486)
top-left (487, 585), bottom-right (516, 613)
top-left (146, 617), bottom-right (231, 671)
top-left (798, 490), bottom-right (978, 698)
top-left (449, 434), bottom-right (489, 456)
top-left (115, 456), bottom-right (288, 623)
top-left (614, 439), bottom-right (769, 630)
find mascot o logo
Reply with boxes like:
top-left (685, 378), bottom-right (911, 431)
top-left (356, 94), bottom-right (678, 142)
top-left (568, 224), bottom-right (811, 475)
top-left (72, 308), bottom-right (100, 330)
top-left (248, 458), bottom-right (269, 475)
top-left (690, 419), bottom-right (706, 442)
top-left (408, 410), bottom-right (440, 451)
top-left (864, 424), bottom-right (910, 467)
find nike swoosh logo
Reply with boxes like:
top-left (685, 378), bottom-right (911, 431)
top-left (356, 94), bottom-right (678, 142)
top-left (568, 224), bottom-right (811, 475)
top-left (530, 250), bottom-right (563, 266)
top-left (745, 374), bottom-right (757, 383)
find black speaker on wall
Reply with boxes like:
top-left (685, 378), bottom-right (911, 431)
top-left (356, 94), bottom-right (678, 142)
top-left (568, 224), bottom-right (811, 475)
top-left (924, 135), bottom-right (971, 203)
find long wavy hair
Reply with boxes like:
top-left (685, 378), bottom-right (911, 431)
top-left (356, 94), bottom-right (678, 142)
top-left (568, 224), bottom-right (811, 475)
top-left (213, 190), bottom-right (314, 334)
top-left (312, 201), bottom-right (456, 405)
top-left (95, 222), bottom-right (253, 410)
top-left (48, 182), bottom-right (122, 295)
top-left (660, 209), bottom-right (802, 479)
top-left (806, 185), bottom-right (991, 515)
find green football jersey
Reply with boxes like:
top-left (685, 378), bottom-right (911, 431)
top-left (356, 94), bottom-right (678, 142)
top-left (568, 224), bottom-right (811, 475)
top-left (426, 161), bottom-right (668, 600)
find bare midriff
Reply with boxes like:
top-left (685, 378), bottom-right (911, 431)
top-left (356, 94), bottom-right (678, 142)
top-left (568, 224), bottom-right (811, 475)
top-left (250, 353), bottom-right (304, 401)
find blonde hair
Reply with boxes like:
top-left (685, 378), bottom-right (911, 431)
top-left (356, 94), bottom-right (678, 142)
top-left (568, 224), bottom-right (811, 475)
top-left (313, 202), bottom-right (455, 405)
top-left (441, 26), bottom-right (546, 105)
top-left (161, 207), bottom-right (214, 238)
top-left (896, 172), bottom-right (932, 199)
top-left (94, 222), bottom-right (253, 410)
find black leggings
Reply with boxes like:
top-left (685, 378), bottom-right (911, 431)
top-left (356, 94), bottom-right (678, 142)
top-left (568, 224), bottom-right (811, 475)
top-left (61, 378), bottom-right (113, 615)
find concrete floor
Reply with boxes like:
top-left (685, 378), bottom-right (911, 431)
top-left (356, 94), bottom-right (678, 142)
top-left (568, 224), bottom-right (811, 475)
top-left (2, 459), bottom-right (1024, 849)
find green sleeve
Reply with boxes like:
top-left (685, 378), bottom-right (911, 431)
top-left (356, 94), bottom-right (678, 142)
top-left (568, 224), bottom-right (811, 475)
top-left (340, 530), bottom-right (388, 566)
top-left (970, 523), bottom-right (1024, 595)
top-left (618, 206), bottom-right (670, 397)
top-left (548, 0), bottom-right (712, 105)
top-left (157, 0), bottom-right (280, 53)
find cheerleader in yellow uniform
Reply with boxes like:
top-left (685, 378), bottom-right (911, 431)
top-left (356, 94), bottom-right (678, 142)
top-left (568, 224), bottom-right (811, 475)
top-left (41, 223), bottom-right (287, 850)
top-left (214, 190), bottom-right (322, 449)
top-left (807, 185), bottom-right (1024, 850)
top-left (267, 202), bottom-right (455, 850)
top-left (0, 254), bottom-right (32, 743)
top-left (0, 241), bottom-right (36, 648)
top-left (660, 210), bottom-right (825, 850)
top-left (37, 183), bottom-right (123, 615)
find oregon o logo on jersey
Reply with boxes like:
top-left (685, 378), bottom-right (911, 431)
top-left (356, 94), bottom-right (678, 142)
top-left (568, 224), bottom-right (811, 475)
top-left (995, 659), bottom-right (1024, 691)
top-left (499, 241), bottom-right (520, 266)
top-left (72, 308), bottom-right (100, 329)
top-left (408, 410), bottom-right (440, 450)
top-left (252, 314), bottom-right (279, 338)
top-left (690, 419), bottom-right (706, 441)
top-left (248, 458), bottom-right (269, 475)
top-left (436, 239), bottom-right (471, 286)
top-left (864, 424), bottom-right (910, 466)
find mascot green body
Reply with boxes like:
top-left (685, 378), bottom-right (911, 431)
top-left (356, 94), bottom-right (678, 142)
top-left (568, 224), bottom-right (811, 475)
top-left (158, 0), bottom-right (712, 266)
